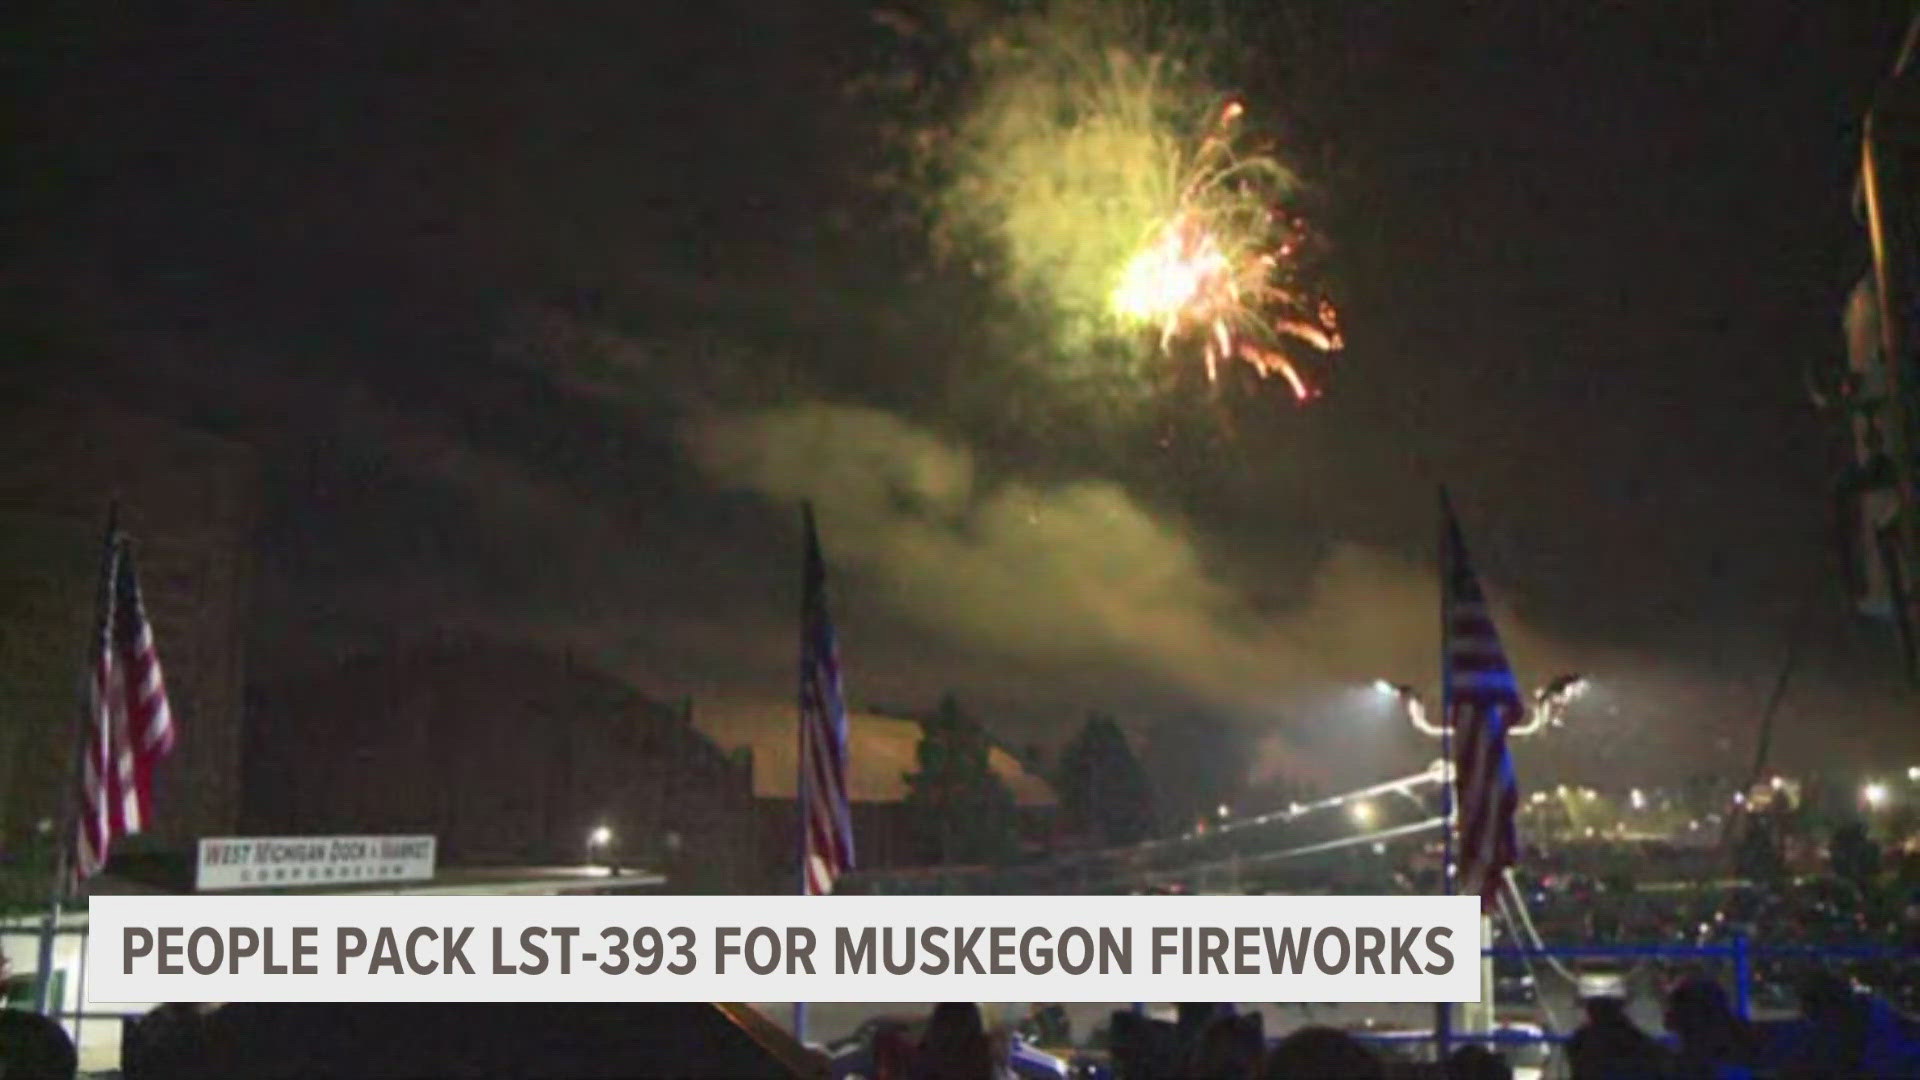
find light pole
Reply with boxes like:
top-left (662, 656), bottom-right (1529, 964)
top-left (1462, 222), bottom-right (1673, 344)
top-left (1372, 675), bottom-right (1588, 739)
top-left (1512, 674), bottom-right (1590, 736)
top-left (1374, 680), bottom-right (1444, 736)
top-left (587, 824), bottom-right (615, 873)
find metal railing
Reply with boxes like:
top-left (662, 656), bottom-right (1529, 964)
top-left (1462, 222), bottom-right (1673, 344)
top-left (1337, 936), bottom-right (1920, 1064)
top-left (3, 922), bottom-right (127, 1050)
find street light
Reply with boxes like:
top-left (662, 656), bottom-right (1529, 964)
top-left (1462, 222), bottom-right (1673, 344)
top-left (1351, 801), bottom-right (1378, 828)
top-left (1509, 674), bottom-right (1590, 737)
top-left (587, 824), bottom-right (614, 871)
top-left (1374, 681), bottom-right (1444, 736)
top-left (1864, 782), bottom-right (1891, 809)
top-left (1373, 674), bottom-right (1587, 739)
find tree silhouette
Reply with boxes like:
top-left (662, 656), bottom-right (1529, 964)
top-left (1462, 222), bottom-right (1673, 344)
top-left (902, 693), bottom-right (1016, 865)
top-left (1055, 712), bottom-right (1156, 844)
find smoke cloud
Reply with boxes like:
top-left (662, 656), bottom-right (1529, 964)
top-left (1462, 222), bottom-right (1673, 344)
top-left (683, 402), bottom-right (1575, 729)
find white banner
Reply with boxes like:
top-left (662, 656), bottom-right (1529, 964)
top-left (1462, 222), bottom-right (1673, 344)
top-left (195, 835), bottom-right (436, 891)
top-left (88, 894), bottom-right (1480, 1004)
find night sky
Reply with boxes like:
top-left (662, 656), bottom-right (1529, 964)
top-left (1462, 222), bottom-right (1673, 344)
top-left (8, 1), bottom-right (1917, 790)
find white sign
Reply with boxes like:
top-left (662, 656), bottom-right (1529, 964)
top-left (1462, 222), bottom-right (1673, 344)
top-left (195, 835), bottom-right (436, 891)
top-left (87, 894), bottom-right (1481, 1004)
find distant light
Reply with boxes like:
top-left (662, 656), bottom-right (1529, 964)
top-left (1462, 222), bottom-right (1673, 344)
top-left (1530, 791), bottom-right (1550, 806)
top-left (1217, 803), bottom-right (1231, 820)
top-left (1732, 792), bottom-right (1746, 806)
top-left (1909, 766), bottom-right (1920, 782)
top-left (1583, 826), bottom-right (1596, 838)
top-left (589, 825), bottom-right (613, 847)
top-left (1556, 784), bottom-right (1569, 796)
top-left (1582, 788), bottom-right (1598, 802)
top-left (1371, 842), bottom-right (1387, 855)
top-left (1372, 679), bottom-right (1396, 696)
top-left (1771, 775), bottom-right (1786, 791)
top-left (1629, 789), bottom-right (1646, 810)
top-left (1351, 801), bottom-right (1377, 828)
top-left (1864, 783), bottom-right (1890, 809)
top-left (1688, 820), bottom-right (1700, 831)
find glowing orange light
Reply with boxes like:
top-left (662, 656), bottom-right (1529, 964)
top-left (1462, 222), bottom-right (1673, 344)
top-left (1111, 99), bottom-right (1342, 403)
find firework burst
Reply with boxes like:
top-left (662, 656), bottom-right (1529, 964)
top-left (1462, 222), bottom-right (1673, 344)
top-left (1111, 101), bottom-right (1343, 402)
top-left (859, 0), bottom-right (1343, 407)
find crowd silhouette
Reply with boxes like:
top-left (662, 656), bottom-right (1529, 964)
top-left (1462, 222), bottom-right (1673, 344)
top-left (4, 981), bottom-right (1920, 1078)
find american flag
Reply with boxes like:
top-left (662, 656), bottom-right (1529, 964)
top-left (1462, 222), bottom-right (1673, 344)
top-left (1441, 493), bottom-right (1521, 913)
top-left (798, 505), bottom-right (854, 896)
top-left (74, 532), bottom-right (176, 887)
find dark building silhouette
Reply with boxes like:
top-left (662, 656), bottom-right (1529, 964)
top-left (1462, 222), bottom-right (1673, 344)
top-left (244, 638), bottom-right (760, 889)
top-left (737, 709), bottom-right (1059, 883)
top-left (0, 391), bottom-right (256, 851)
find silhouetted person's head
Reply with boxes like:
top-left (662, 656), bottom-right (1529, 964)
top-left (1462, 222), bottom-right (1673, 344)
top-left (1190, 1013), bottom-right (1265, 1080)
top-left (1797, 970), bottom-right (1863, 1026)
top-left (918, 1002), bottom-right (994, 1080)
top-left (1781, 970), bottom-right (1879, 1077)
top-left (1447, 1043), bottom-right (1513, 1080)
top-left (0, 1009), bottom-right (78, 1080)
top-left (874, 1021), bottom-right (917, 1080)
top-left (1263, 1025), bottom-right (1383, 1080)
top-left (1796, 968), bottom-right (1874, 1061)
top-left (924, 1002), bottom-right (984, 1042)
top-left (1178, 1002), bottom-right (1231, 1043)
top-left (1583, 997), bottom-right (1631, 1026)
top-left (1665, 976), bottom-right (1751, 1058)
top-left (1577, 970), bottom-right (1632, 1025)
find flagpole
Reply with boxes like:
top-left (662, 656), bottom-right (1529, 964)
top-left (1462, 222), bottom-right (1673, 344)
top-left (33, 503), bottom-right (120, 1017)
top-left (794, 502), bottom-right (813, 1046)
top-left (1435, 488), bottom-right (1454, 1063)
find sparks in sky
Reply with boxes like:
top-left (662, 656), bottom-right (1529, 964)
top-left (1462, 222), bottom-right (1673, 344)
top-left (1111, 101), bottom-right (1343, 402)
top-left (860, 0), bottom-right (1344, 409)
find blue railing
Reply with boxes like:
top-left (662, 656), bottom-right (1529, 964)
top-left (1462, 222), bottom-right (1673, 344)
top-left (1355, 1029), bottom-right (1573, 1046)
top-left (1333, 936), bottom-right (1920, 1062)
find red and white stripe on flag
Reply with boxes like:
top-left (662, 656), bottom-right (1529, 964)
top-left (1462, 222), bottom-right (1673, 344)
top-left (799, 508), bottom-right (855, 896)
top-left (75, 536), bottom-right (176, 889)
top-left (1442, 497), bottom-right (1521, 913)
